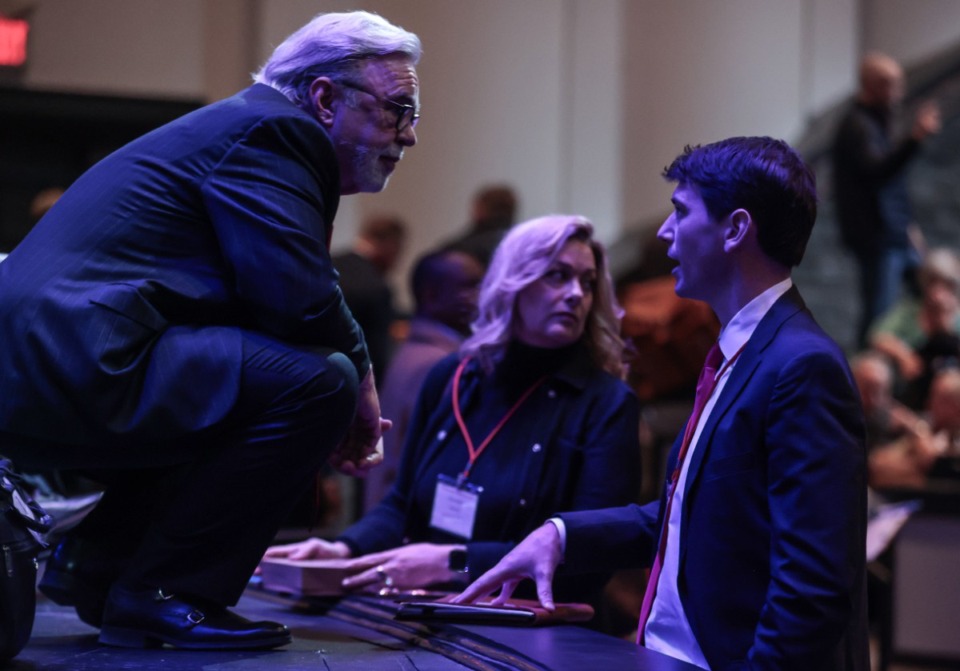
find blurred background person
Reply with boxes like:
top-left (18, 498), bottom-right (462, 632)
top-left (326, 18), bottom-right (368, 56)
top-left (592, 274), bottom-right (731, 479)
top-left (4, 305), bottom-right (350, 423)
top-left (927, 367), bottom-right (960, 460)
top-left (849, 351), bottom-right (930, 492)
top-left (265, 215), bottom-right (640, 606)
top-left (443, 183), bottom-right (518, 268)
top-left (868, 247), bottom-right (960, 409)
top-left (867, 366), bottom-right (958, 492)
top-left (832, 51), bottom-right (941, 349)
top-left (363, 248), bottom-right (485, 513)
top-left (334, 214), bottom-right (408, 379)
top-left (28, 187), bottom-right (65, 223)
top-left (851, 351), bottom-right (920, 454)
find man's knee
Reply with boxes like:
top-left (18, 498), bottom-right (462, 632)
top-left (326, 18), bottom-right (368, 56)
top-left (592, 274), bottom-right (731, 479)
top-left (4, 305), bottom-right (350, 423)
top-left (268, 349), bottom-right (358, 429)
top-left (262, 350), bottom-right (359, 464)
top-left (240, 338), bottom-right (357, 407)
top-left (313, 350), bottom-right (360, 421)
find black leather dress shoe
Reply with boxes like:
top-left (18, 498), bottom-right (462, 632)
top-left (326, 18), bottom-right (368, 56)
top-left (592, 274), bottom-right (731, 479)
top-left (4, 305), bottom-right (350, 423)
top-left (39, 536), bottom-right (124, 627)
top-left (98, 585), bottom-right (292, 650)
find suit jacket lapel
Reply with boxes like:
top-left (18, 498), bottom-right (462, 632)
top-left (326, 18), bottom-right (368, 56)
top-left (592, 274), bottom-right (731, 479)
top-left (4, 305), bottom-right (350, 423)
top-left (681, 287), bottom-right (807, 507)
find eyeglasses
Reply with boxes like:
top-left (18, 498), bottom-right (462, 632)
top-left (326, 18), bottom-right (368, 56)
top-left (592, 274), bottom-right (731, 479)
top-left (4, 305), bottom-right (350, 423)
top-left (339, 81), bottom-right (420, 132)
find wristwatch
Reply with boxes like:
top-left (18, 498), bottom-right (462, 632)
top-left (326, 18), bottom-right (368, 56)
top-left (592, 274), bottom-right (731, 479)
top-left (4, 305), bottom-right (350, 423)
top-left (448, 548), bottom-right (469, 573)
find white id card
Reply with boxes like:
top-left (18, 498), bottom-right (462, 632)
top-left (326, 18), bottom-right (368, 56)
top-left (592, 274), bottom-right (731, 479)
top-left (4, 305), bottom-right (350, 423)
top-left (429, 474), bottom-right (481, 539)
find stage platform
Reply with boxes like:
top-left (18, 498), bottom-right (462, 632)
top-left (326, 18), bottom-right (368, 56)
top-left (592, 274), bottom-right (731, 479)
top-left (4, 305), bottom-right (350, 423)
top-left (12, 588), bottom-right (700, 671)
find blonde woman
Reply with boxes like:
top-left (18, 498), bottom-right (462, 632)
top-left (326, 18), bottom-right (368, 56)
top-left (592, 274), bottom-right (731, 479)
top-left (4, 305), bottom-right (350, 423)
top-left (266, 215), bottom-right (639, 604)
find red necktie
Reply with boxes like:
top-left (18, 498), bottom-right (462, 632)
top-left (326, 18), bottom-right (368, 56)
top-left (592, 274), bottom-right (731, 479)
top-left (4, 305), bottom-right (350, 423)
top-left (637, 342), bottom-right (724, 644)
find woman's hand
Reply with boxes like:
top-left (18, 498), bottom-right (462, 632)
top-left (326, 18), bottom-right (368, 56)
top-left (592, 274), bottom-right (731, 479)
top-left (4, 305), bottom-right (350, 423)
top-left (340, 543), bottom-right (464, 592)
top-left (262, 537), bottom-right (352, 562)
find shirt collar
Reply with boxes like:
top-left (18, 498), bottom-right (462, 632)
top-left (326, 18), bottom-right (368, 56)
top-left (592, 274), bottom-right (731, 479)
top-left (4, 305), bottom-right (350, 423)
top-left (717, 278), bottom-right (792, 361)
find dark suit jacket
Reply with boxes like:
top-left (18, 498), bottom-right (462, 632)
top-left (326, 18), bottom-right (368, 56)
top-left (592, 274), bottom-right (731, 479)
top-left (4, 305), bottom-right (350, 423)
top-left (832, 101), bottom-right (919, 254)
top-left (0, 84), bottom-right (368, 448)
top-left (560, 288), bottom-right (869, 671)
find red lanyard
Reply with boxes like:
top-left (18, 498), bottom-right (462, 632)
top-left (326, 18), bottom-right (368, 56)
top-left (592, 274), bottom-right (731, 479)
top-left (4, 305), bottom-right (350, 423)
top-left (451, 357), bottom-right (547, 482)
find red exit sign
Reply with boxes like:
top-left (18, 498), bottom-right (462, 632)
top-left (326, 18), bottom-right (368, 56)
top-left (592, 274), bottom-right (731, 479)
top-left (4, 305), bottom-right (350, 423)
top-left (0, 16), bottom-right (29, 67)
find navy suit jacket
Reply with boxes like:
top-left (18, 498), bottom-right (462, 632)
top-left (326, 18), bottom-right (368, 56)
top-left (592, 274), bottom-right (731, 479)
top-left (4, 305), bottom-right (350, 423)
top-left (0, 84), bottom-right (368, 448)
top-left (560, 288), bottom-right (869, 671)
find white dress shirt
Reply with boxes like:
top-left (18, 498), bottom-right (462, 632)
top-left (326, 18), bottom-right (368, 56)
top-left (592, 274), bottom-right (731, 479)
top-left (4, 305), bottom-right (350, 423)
top-left (643, 278), bottom-right (792, 669)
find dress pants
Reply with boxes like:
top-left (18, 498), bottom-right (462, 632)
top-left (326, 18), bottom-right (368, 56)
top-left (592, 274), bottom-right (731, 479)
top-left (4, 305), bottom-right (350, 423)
top-left (1, 327), bottom-right (359, 606)
top-left (855, 245), bottom-right (920, 348)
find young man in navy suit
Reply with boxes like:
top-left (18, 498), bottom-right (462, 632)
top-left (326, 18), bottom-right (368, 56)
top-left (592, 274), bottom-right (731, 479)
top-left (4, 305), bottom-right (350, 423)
top-left (457, 137), bottom-right (869, 671)
top-left (0, 11), bottom-right (420, 650)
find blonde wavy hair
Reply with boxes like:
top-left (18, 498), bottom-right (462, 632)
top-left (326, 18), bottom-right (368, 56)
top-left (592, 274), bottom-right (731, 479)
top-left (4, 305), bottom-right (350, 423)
top-left (460, 215), bottom-right (625, 378)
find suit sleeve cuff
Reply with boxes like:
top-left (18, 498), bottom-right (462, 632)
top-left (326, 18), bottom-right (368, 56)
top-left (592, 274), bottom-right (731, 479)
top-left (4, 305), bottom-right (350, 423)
top-left (547, 517), bottom-right (567, 558)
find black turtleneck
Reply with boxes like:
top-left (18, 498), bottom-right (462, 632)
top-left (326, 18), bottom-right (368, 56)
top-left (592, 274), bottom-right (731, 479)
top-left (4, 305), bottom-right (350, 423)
top-left (490, 340), bottom-right (580, 400)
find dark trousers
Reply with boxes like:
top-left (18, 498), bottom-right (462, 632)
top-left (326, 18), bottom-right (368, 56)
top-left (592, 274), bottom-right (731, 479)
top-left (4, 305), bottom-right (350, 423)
top-left (1, 329), bottom-right (359, 606)
top-left (854, 245), bottom-right (920, 349)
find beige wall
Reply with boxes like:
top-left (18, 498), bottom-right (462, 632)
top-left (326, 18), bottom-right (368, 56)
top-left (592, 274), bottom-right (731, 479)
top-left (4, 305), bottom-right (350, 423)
top-left (9, 0), bottom-right (960, 307)
top-left (622, 0), bottom-right (809, 227)
top-left (865, 0), bottom-right (960, 64)
top-left (20, 0), bottom-right (205, 97)
top-left (806, 0), bottom-right (860, 116)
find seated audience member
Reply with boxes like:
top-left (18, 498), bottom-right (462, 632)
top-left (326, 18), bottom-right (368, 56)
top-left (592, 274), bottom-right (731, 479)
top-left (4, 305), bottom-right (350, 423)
top-left (334, 214), bottom-right (407, 378)
top-left (442, 184), bottom-right (519, 268)
top-left (363, 249), bottom-right (485, 512)
top-left (265, 215), bottom-right (641, 603)
top-left (850, 351), bottom-right (920, 450)
top-left (851, 351), bottom-right (935, 491)
top-left (927, 367), bottom-right (960, 458)
top-left (868, 366), bottom-right (960, 490)
top-left (869, 247), bottom-right (960, 407)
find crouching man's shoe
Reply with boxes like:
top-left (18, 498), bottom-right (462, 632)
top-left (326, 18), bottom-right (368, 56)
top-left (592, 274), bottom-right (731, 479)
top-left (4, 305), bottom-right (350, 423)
top-left (98, 585), bottom-right (291, 650)
top-left (39, 536), bottom-right (124, 628)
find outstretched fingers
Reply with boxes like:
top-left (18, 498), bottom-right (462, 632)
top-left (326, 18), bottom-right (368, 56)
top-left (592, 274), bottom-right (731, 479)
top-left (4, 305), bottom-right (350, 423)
top-left (451, 566), bottom-right (512, 604)
top-left (451, 523), bottom-right (563, 609)
top-left (488, 578), bottom-right (521, 606)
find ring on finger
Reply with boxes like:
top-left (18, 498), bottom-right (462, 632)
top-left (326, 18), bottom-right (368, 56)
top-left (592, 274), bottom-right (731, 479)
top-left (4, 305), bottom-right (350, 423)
top-left (375, 565), bottom-right (387, 581)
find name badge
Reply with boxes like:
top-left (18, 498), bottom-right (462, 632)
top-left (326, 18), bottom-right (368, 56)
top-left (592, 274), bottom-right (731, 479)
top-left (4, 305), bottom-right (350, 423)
top-left (429, 474), bottom-right (482, 539)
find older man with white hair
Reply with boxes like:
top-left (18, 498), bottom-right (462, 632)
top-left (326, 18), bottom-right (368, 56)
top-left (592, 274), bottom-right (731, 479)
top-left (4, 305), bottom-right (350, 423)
top-left (0, 10), bottom-right (421, 650)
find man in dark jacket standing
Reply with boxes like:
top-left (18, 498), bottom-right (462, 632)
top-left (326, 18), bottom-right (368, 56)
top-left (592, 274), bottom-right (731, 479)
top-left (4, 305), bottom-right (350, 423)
top-left (832, 51), bottom-right (940, 347)
top-left (0, 10), bottom-right (420, 650)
